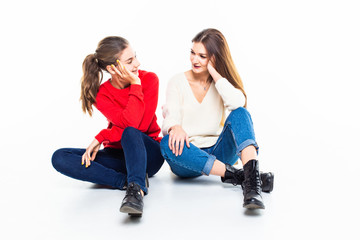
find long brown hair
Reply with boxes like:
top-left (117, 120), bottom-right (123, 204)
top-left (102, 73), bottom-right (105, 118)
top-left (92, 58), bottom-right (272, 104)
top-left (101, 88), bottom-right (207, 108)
top-left (80, 36), bottom-right (129, 116)
top-left (192, 28), bottom-right (247, 107)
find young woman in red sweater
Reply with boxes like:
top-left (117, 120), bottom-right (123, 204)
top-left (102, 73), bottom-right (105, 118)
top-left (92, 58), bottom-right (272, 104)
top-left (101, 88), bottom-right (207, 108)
top-left (52, 36), bottom-right (164, 217)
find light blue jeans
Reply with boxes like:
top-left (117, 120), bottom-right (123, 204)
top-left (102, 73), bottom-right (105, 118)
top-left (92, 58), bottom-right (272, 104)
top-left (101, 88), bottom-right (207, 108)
top-left (160, 107), bottom-right (258, 178)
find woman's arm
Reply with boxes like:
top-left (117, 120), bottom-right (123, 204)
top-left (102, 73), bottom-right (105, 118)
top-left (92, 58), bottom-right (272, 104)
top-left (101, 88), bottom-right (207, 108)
top-left (162, 75), bottom-right (189, 156)
top-left (95, 72), bottom-right (160, 144)
top-left (208, 62), bottom-right (246, 110)
top-left (95, 124), bottom-right (124, 144)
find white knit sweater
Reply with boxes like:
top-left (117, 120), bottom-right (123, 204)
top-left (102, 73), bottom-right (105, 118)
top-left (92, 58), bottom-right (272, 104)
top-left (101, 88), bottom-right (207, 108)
top-left (162, 72), bottom-right (246, 148)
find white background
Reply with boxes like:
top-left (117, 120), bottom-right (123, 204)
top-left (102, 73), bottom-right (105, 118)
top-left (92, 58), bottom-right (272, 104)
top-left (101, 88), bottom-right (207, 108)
top-left (1, 0), bottom-right (359, 239)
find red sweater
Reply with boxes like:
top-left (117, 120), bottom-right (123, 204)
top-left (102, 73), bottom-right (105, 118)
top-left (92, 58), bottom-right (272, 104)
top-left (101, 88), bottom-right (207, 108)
top-left (94, 70), bottom-right (161, 149)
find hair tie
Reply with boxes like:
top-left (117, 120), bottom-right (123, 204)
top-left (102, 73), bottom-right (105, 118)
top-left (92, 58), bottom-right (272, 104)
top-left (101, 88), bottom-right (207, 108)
top-left (94, 53), bottom-right (99, 63)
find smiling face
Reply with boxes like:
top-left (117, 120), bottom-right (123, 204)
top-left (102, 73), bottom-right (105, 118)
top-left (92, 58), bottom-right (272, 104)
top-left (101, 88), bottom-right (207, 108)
top-left (190, 42), bottom-right (210, 74)
top-left (118, 45), bottom-right (140, 76)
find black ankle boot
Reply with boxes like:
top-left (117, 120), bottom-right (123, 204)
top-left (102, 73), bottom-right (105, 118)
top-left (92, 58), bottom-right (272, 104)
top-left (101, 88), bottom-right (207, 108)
top-left (221, 164), bottom-right (274, 193)
top-left (242, 160), bottom-right (265, 209)
top-left (119, 182), bottom-right (144, 216)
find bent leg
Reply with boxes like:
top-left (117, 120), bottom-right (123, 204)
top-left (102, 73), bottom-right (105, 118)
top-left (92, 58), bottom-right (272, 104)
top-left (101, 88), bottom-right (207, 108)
top-left (142, 134), bottom-right (164, 178)
top-left (210, 107), bottom-right (259, 166)
top-left (160, 135), bottom-right (215, 178)
top-left (121, 127), bottom-right (164, 194)
top-left (51, 148), bottom-right (127, 189)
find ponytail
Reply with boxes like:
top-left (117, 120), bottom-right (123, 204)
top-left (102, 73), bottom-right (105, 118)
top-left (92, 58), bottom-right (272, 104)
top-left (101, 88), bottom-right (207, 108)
top-left (80, 53), bottom-right (103, 116)
top-left (80, 36), bottom-right (129, 116)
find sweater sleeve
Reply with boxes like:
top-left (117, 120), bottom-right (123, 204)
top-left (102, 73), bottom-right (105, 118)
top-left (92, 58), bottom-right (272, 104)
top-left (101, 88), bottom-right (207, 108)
top-left (214, 78), bottom-right (246, 110)
top-left (162, 76), bottom-right (182, 136)
top-left (138, 72), bottom-right (159, 132)
top-left (95, 84), bottom-right (145, 129)
top-left (95, 124), bottom-right (124, 144)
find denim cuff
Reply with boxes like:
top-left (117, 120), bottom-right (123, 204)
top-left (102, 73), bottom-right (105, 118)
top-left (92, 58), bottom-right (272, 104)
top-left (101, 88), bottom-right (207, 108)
top-left (237, 139), bottom-right (259, 160)
top-left (139, 184), bottom-right (148, 195)
top-left (202, 154), bottom-right (216, 176)
top-left (116, 175), bottom-right (127, 191)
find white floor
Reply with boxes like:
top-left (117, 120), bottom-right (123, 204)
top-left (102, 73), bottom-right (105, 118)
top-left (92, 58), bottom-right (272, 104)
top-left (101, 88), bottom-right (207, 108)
top-left (1, 144), bottom-right (358, 240)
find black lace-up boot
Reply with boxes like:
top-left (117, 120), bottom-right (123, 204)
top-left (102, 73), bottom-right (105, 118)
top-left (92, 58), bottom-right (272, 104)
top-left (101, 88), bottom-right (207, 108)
top-left (242, 160), bottom-right (265, 209)
top-left (120, 182), bottom-right (144, 216)
top-left (221, 164), bottom-right (274, 193)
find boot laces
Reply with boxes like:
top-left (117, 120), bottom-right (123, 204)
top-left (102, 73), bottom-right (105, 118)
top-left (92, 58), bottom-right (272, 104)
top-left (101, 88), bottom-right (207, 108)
top-left (244, 169), bottom-right (261, 194)
top-left (126, 183), bottom-right (142, 200)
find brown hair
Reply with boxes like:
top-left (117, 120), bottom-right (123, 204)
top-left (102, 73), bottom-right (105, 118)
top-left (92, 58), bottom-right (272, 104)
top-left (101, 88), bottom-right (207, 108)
top-left (80, 36), bottom-right (129, 116)
top-left (192, 28), bottom-right (247, 107)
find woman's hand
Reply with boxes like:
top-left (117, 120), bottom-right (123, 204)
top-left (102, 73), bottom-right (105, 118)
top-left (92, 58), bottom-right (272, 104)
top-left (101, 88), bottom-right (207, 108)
top-left (168, 125), bottom-right (190, 156)
top-left (207, 58), bottom-right (223, 82)
top-left (111, 60), bottom-right (141, 85)
top-left (82, 138), bottom-right (101, 168)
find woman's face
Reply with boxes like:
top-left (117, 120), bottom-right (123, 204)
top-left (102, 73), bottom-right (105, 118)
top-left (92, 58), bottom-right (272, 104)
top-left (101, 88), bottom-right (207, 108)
top-left (118, 45), bottom-right (140, 76)
top-left (190, 42), bottom-right (209, 74)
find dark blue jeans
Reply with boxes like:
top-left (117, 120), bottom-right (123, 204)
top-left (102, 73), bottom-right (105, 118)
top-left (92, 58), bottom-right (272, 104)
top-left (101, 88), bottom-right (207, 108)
top-left (52, 127), bottom-right (164, 194)
top-left (160, 107), bottom-right (258, 178)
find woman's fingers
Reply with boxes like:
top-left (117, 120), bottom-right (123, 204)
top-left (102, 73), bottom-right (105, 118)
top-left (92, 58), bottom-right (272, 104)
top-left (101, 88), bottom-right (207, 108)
top-left (91, 150), bottom-right (98, 162)
top-left (168, 135), bottom-right (172, 151)
top-left (170, 135), bottom-right (176, 153)
top-left (175, 137), bottom-right (180, 156)
top-left (85, 157), bottom-right (91, 168)
top-left (81, 150), bottom-right (90, 167)
top-left (82, 139), bottom-right (101, 168)
top-left (81, 153), bottom-right (85, 166)
top-left (116, 60), bottom-right (128, 76)
top-left (111, 64), bottom-right (123, 78)
top-left (179, 139), bottom-right (184, 156)
top-left (87, 148), bottom-right (91, 161)
top-left (186, 135), bottom-right (190, 148)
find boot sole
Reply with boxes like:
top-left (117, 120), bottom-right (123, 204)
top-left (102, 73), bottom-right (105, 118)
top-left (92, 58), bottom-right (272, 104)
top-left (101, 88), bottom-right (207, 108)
top-left (120, 203), bottom-right (143, 217)
top-left (243, 203), bottom-right (265, 209)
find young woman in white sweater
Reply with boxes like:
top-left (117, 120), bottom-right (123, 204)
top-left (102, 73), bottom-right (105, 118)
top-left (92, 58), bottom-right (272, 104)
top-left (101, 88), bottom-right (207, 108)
top-left (160, 28), bottom-right (274, 210)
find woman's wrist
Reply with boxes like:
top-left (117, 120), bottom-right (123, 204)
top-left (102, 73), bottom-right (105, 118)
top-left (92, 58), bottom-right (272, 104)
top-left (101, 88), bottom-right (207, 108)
top-left (131, 77), bottom-right (141, 85)
top-left (168, 126), bottom-right (174, 134)
top-left (208, 63), bottom-right (223, 82)
top-left (210, 71), bottom-right (223, 82)
top-left (168, 125), bottom-right (180, 134)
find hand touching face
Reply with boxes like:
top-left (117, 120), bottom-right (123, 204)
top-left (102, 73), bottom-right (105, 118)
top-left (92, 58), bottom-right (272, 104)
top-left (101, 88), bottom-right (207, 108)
top-left (117, 45), bottom-right (140, 76)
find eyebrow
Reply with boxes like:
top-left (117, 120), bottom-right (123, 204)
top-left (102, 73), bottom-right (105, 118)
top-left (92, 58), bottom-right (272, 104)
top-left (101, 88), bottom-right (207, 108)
top-left (191, 49), bottom-right (207, 56)
top-left (124, 57), bottom-right (133, 62)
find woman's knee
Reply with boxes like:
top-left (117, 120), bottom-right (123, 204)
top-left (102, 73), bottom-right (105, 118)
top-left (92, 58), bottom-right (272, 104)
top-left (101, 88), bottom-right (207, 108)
top-left (226, 107), bottom-right (253, 125)
top-left (122, 127), bottom-right (141, 139)
top-left (121, 127), bottom-right (144, 147)
top-left (230, 107), bottom-right (250, 118)
top-left (51, 148), bottom-right (67, 172)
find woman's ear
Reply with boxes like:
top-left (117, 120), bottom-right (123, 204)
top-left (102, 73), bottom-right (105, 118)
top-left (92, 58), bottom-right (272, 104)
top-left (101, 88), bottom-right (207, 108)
top-left (106, 65), bottom-right (115, 74)
top-left (210, 56), bottom-right (216, 65)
